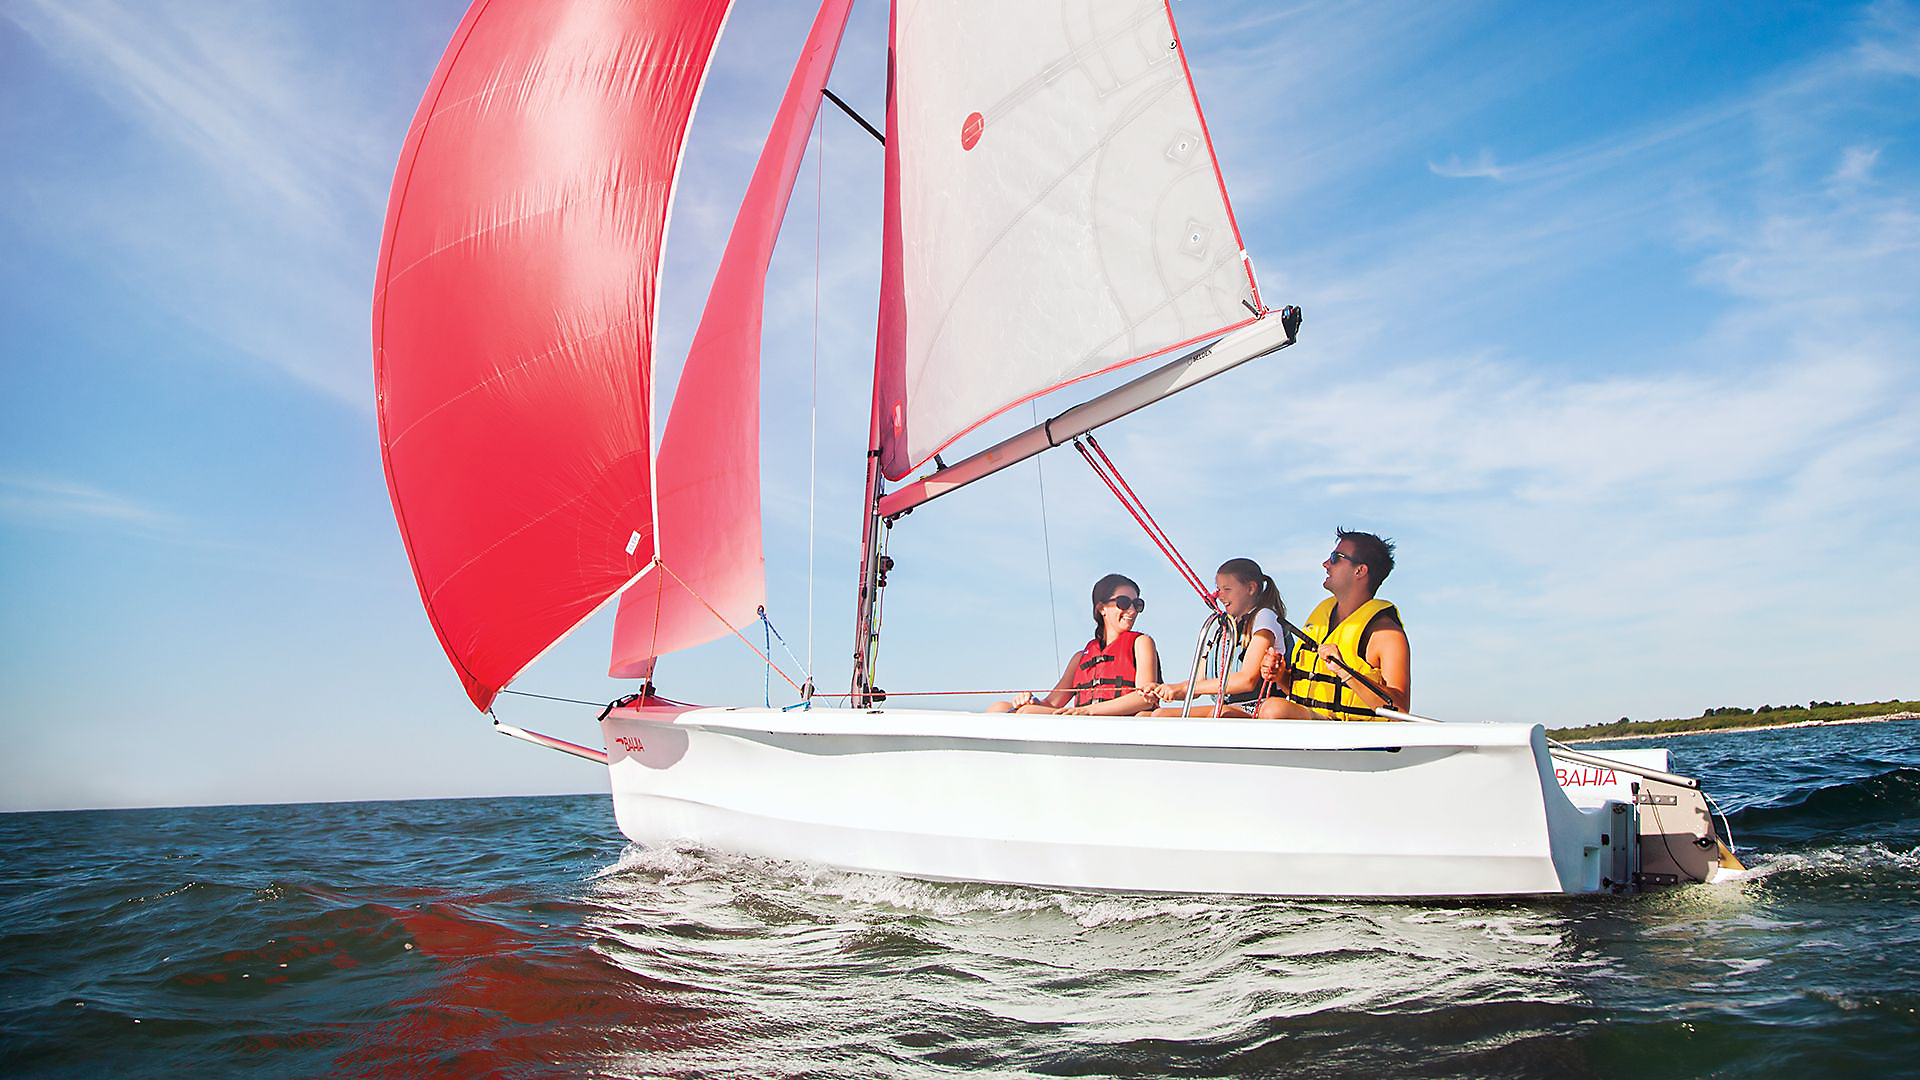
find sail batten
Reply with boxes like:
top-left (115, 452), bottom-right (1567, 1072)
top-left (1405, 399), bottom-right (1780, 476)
top-left (872, 0), bottom-right (1262, 481)
top-left (373, 0), bottom-right (732, 711)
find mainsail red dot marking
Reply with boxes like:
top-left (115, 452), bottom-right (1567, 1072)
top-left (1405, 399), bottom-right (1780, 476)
top-left (961, 111), bottom-right (984, 150)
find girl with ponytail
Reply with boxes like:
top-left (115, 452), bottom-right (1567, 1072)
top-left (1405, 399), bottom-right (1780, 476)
top-left (1149, 558), bottom-right (1286, 718)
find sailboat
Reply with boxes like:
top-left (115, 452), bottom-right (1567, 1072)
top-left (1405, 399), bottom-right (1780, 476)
top-left (372, 0), bottom-right (1743, 896)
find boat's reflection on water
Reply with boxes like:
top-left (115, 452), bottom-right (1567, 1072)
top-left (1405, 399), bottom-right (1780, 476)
top-left (574, 842), bottom-right (1790, 1076)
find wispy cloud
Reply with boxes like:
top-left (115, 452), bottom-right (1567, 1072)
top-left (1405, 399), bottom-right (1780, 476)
top-left (8, 2), bottom-right (368, 221)
top-left (2, 0), bottom-right (436, 406)
top-left (1855, 0), bottom-right (1920, 75)
top-left (1428, 148), bottom-right (1506, 181)
top-left (1829, 143), bottom-right (1883, 186)
top-left (0, 473), bottom-right (180, 538)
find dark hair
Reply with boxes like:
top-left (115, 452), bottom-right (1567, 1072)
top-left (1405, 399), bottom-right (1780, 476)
top-left (1216, 558), bottom-right (1284, 642)
top-left (1336, 528), bottom-right (1395, 593)
top-left (1089, 573), bottom-right (1140, 646)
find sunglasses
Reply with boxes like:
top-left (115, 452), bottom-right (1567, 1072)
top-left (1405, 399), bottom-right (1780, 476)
top-left (1328, 552), bottom-right (1360, 566)
top-left (1103, 595), bottom-right (1146, 613)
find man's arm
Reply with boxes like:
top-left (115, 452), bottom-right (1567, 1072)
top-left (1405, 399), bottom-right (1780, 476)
top-left (1355, 626), bottom-right (1411, 712)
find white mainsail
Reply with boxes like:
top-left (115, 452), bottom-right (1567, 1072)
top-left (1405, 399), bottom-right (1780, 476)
top-left (872, 0), bottom-right (1263, 480)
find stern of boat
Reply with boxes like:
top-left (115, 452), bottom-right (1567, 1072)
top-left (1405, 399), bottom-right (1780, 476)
top-left (1543, 737), bottom-right (1746, 889)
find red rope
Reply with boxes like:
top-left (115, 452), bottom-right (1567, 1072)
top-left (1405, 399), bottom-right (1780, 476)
top-left (1073, 438), bottom-right (1217, 609)
top-left (1074, 442), bottom-right (1197, 599)
top-left (1083, 434), bottom-right (1213, 602)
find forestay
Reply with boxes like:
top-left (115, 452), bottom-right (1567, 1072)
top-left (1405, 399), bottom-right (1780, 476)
top-left (872, 0), bottom-right (1264, 480)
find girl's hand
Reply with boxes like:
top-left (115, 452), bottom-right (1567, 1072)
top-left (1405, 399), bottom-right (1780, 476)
top-left (1260, 649), bottom-right (1284, 681)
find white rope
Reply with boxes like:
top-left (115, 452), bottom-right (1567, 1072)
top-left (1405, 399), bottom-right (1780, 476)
top-left (1031, 400), bottom-right (1062, 672)
top-left (805, 106), bottom-right (822, 681)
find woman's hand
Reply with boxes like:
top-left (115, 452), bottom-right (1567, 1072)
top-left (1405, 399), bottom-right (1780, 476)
top-left (1153, 682), bottom-right (1185, 702)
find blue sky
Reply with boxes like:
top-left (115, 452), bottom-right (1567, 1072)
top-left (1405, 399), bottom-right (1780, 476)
top-left (3, 0), bottom-right (1916, 812)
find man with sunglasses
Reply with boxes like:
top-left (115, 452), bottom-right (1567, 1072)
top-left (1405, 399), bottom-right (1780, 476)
top-left (1258, 529), bottom-right (1410, 721)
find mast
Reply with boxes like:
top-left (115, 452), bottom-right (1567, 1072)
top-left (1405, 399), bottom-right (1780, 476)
top-left (851, 27), bottom-right (898, 707)
top-left (851, 404), bottom-right (887, 705)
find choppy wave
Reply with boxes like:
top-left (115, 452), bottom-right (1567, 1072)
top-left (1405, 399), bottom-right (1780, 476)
top-left (4, 720), bottom-right (1919, 1077)
top-left (1729, 765), bottom-right (1920, 838)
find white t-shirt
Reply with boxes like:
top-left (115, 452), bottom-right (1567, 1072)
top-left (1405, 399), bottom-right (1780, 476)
top-left (1244, 608), bottom-right (1283, 655)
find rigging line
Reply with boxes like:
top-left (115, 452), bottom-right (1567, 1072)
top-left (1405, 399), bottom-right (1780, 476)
top-left (821, 87), bottom-right (884, 145)
top-left (1073, 440), bottom-right (1214, 607)
top-left (758, 606), bottom-right (807, 675)
top-left (869, 524), bottom-right (892, 686)
top-left (806, 104), bottom-right (822, 682)
top-left (1083, 434), bottom-right (1212, 601)
top-left (1083, 433), bottom-right (1199, 585)
top-left (1031, 401), bottom-right (1061, 672)
top-left (497, 688), bottom-right (606, 708)
top-left (657, 561), bottom-right (804, 692)
top-left (1074, 439), bottom-right (1205, 601)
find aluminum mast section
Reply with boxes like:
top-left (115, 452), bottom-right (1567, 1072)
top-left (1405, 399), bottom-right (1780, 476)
top-left (851, 383), bottom-right (888, 705)
top-left (877, 307), bottom-right (1300, 521)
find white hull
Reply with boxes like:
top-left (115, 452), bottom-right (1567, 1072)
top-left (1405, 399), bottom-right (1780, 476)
top-left (600, 705), bottom-right (1724, 897)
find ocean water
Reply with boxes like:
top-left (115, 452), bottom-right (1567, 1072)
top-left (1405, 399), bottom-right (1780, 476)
top-left (3, 719), bottom-right (1917, 1078)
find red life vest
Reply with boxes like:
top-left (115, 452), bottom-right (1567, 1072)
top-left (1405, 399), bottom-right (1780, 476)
top-left (1071, 630), bottom-right (1142, 706)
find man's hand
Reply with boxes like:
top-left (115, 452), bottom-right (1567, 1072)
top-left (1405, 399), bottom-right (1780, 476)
top-left (1315, 643), bottom-right (1345, 675)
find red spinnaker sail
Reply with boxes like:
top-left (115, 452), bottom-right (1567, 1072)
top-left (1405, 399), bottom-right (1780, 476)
top-left (373, 0), bottom-right (732, 710)
top-left (609, 0), bottom-right (857, 676)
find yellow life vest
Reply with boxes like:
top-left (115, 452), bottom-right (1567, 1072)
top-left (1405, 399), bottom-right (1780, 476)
top-left (1284, 596), bottom-right (1400, 719)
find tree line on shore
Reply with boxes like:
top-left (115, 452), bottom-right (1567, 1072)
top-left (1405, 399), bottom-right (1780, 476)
top-left (1547, 699), bottom-right (1919, 741)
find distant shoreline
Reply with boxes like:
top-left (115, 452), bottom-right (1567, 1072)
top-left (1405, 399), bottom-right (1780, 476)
top-left (1561, 711), bottom-right (1917, 745)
